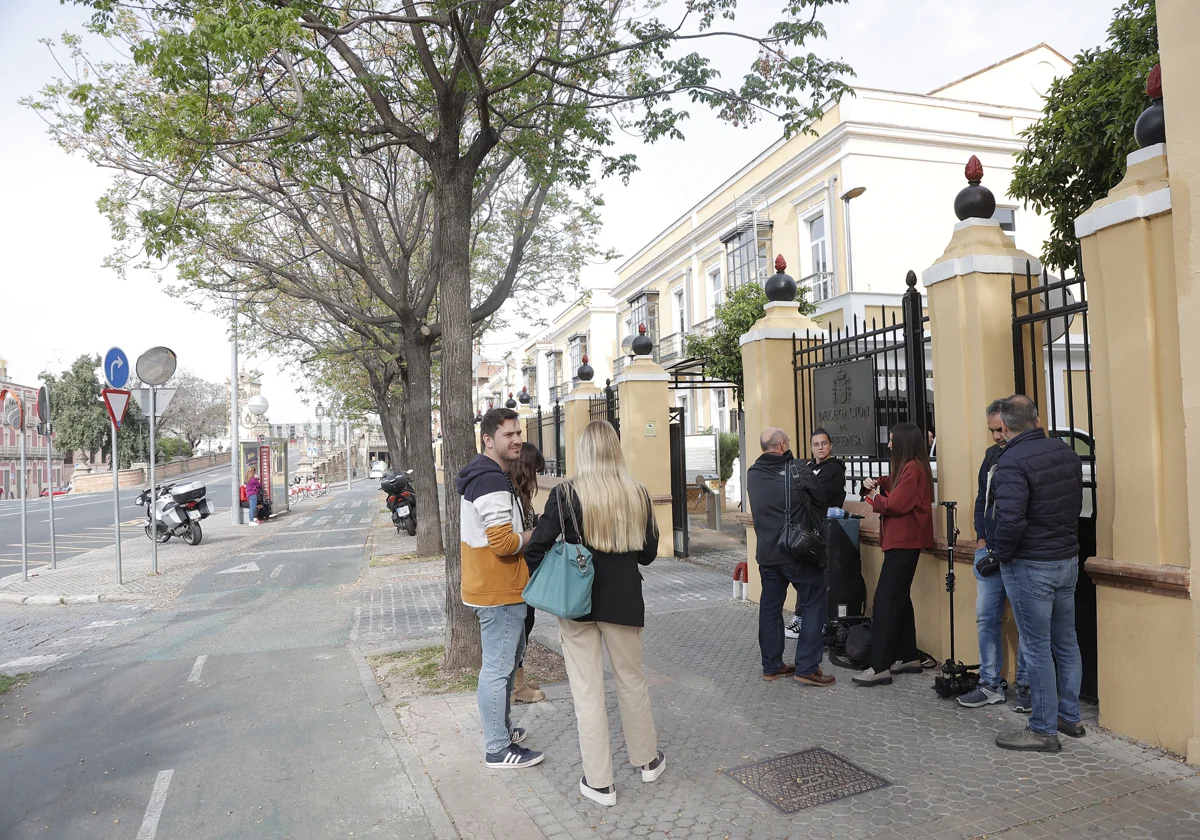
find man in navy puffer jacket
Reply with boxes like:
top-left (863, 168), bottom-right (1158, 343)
top-left (990, 395), bottom-right (1084, 753)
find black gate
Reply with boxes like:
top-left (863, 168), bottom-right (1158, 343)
top-left (535, 402), bottom-right (565, 477)
top-left (793, 272), bottom-right (933, 493)
top-left (1012, 258), bottom-right (1098, 701)
top-left (589, 379), bottom-right (620, 438)
top-left (668, 405), bottom-right (688, 558)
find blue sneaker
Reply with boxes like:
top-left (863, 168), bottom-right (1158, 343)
top-left (958, 685), bottom-right (1005, 708)
top-left (510, 727), bottom-right (527, 744)
top-left (485, 743), bottom-right (544, 769)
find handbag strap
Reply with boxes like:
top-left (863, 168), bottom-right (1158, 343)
top-left (782, 464), bottom-right (793, 534)
top-left (557, 482), bottom-right (583, 543)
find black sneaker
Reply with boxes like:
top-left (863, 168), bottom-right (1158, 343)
top-left (784, 617), bottom-right (801, 639)
top-left (485, 744), bottom-right (545, 769)
top-left (510, 726), bottom-right (527, 744)
top-left (1058, 718), bottom-right (1087, 738)
top-left (1012, 685), bottom-right (1032, 714)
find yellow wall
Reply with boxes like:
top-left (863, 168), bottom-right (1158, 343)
top-left (1095, 587), bottom-right (1194, 754)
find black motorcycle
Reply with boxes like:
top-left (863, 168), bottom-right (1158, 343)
top-left (381, 470), bottom-right (417, 536)
top-left (135, 480), bottom-right (212, 545)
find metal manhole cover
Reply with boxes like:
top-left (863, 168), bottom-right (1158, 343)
top-left (724, 747), bottom-right (889, 814)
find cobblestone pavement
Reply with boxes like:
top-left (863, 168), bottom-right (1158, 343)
top-left (395, 559), bottom-right (1200, 840)
top-left (354, 555), bottom-right (734, 650)
top-left (682, 517), bottom-right (746, 576)
top-left (0, 601), bottom-right (153, 672)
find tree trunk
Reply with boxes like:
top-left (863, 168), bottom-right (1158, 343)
top-left (402, 339), bottom-right (444, 558)
top-left (437, 172), bottom-right (482, 671)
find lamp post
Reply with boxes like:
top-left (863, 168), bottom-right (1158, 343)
top-left (345, 415), bottom-right (353, 491)
top-left (316, 403), bottom-right (324, 456)
top-left (230, 301), bottom-right (241, 525)
top-left (840, 186), bottom-right (866, 293)
top-left (247, 395), bottom-right (269, 517)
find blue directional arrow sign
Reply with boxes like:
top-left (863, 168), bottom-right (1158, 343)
top-left (103, 347), bottom-right (130, 389)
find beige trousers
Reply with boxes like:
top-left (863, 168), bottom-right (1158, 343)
top-left (558, 618), bottom-right (658, 788)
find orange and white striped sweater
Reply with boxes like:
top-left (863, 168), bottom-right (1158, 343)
top-left (454, 454), bottom-right (529, 607)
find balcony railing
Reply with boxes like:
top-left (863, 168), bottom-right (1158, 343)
top-left (801, 271), bottom-right (834, 303)
top-left (690, 318), bottom-right (716, 338)
top-left (548, 383), bottom-right (565, 403)
top-left (613, 356), bottom-right (627, 377)
top-left (659, 332), bottom-right (683, 363)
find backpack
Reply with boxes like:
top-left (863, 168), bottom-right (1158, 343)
top-left (827, 620), bottom-right (873, 671)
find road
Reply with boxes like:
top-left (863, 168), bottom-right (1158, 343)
top-left (0, 451), bottom-right (302, 576)
top-left (0, 483), bottom-right (435, 839)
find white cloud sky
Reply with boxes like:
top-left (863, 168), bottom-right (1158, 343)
top-left (0, 1), bottom-right (1113, 416)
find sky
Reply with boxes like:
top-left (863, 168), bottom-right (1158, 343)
top-left (0, 1), bottom-right (1113, 420)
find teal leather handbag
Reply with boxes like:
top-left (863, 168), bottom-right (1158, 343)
top-left (522, 484), bottom-right (594, 619)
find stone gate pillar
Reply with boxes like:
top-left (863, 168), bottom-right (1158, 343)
top-left (921, 157), bottom-right (1041, 541)
top-left (738, 256), bottom-right (823, 604)
top-left (614, 327), bottom-right (674, 558)
top-left (1076, 64), bottom-right (1194, 757)
top-left (562, 357), bottom-right (601, 477)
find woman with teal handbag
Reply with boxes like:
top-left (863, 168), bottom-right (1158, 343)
top-left (524, 421), bottom-right (666, 808)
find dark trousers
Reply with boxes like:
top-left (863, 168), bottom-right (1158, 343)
top-left (519, 604), bottom-right (536, 668)
top-left (869, 548), bottom-right (921, 673)
top-left (759, 563), bottom-right (827, 675)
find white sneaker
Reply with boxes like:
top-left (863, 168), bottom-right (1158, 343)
top-left (784, 617), bottom-right (801, 639)
top-left (851, 667), bottom-right (893, 687)
top-left (580, 776), bottom-right (616, 806)
top-left (641, 751), bottom-right (666, 783)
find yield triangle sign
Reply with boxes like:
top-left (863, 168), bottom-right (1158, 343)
top-left (216, 561), bottom-right (261, 575)
top-left (102, 389), bottom-right (131, 429)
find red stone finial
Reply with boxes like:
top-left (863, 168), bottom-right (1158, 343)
top-left (638, 323), bottom-right (646, 335)
top-left (1147, 64), bottom-right (1162, 99)
top-left (521, 386), bottom-right (528, 392)
top-left (582, 354), bottom-right (588, 364)
top-left (965, 155), bottom-right (984, 183)
top-left (774, 254), bottom-right (787, 272)
top-left (508, 392), bottom-right (513, 398)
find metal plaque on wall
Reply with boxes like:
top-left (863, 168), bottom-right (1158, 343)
top-left (813, 360), bottom-right (877, 456)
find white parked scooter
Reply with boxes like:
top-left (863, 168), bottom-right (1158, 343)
top-left (135, 481), bottom-right (212, 545)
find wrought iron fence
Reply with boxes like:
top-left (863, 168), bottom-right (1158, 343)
top-left (534, 402), bottom-right (565, 476)
top-left (793, 272), bottom-right (933, 497)
top-left (589, 380), bottom-right (620, 438)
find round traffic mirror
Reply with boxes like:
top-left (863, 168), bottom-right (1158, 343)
top-left (136, 346), bottom-right (178, 386)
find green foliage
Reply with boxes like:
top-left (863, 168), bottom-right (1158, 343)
top-left (684, 284), bottom-right (815, 399)
top-left (39, 355), bottom-right (106, 461)
top-left (1010, 0), bottom-right (1158, 271)
top-left (156, 436), bottom-right (193, 461)
top-left (718, 432), bottom-right (740, 482)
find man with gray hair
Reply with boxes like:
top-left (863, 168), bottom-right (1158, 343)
top-left (957, 399), bottom-right (1029, 712)
top-left (988, 395), bottom-right (1084, 752)
top-left (747, 427), bottom-right (833, 685)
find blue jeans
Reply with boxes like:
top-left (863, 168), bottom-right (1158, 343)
top-left (473, 603), bottom-right (527, 755)
top-left (1000, 558), bottom-right (1082, 735)
top-left (248, 494), bottom-right (258, 522)
top-left (759, 563), bottom-right (827, 676)
top-left (974, 547), bottom-right (1027, 691)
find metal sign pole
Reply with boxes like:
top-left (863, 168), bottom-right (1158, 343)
top-left (150, 387), bottom-right (158, 575)
top-left (112, 420), bottom-right (122, 585)
top-left (46, 416), bottom-right (56, 570)
top-left (231, 306), bottom-right (241, 525)
top-left (19, 429), bottom-right (28, 581)
top-left (345, 418), bottom-right (352, 491)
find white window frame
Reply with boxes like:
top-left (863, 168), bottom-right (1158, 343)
top-left (671, 287), bottom-right (685, 335)
top-left (800, 204), bottom-right (833, 303)
top-left (707, 266), bottom-right (723, 319)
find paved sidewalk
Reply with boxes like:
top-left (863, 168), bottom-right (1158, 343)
top-left (0, 498), bottom-right (318, 604)
top-left (367, 557), bottom-right (1200, 840)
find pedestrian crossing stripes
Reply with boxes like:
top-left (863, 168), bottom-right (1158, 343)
top-left (334, 502), bottom-right (346, 509)
top-left (292, 516), bottom-right (310, 527)
top-left (338, 515), bottom-right (354, 525)
top-left (360, 516), bottom-right (372, 524)
top-left (316, 516), bottom-right (332, 526)
top-left (351, 500), bottom-right (363, 508)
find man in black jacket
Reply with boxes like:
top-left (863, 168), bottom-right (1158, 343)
top-left (957, 400), bottom-right (1029, 712)
top-left (747, 428), bottom-right (833, 686)
top-left (990, 395), bottom-right (1085, 753)
top-left (785, 428), bottom-right (846, 639)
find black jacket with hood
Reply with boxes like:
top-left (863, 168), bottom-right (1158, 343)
top-left (747, 450), bottom-right (824, 569)
top-left (807, 456), bottom-right (847, 510)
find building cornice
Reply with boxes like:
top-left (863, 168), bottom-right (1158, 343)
top-left (614, 122), bottom-right (1028, 300)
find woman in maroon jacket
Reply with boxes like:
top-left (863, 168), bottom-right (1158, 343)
top-left (853, 422), bottom-right (935, 687)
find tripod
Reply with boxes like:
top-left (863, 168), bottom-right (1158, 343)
top-left (933, 501), bottom-right (981, 698)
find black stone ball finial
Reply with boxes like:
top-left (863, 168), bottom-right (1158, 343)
top-left (763, 254), bottom-right (797, 302)
top-left (631, 323), bottom-right (654, 357)
top-left (953, 155), bottom-right (996, 221)
top-left (577, 354), bottom-right (594, 382)
top-left (505, 392), bottom-right (517, 409)
top-left (1134, 64), bottom-right (1165, 148)
top-left (517, 387), bottom-right (531, 405)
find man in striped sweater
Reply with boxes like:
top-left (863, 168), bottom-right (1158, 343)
top-left (455, 407), bottom-right (544, 769)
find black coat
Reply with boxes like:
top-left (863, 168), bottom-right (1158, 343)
top-left (808, 457), bottom-right (847, 510)
top-left (989, 428), bottom-right (1083, 563)
top-left (974, 444), bottom-right (1003, 541)
top-left (524, 484), bottom-right (659, 627)
top-left (747, 451), bottom-right (824, 569)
